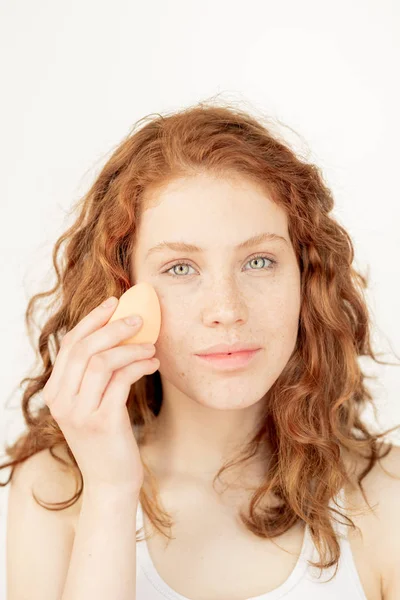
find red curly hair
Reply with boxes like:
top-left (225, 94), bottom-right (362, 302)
top-left (1, 98), bottom-right (399, 580)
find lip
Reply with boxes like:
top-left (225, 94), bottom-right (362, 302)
top-left (195, 349), bottom-right (261, 371)
top-left (196, 342), bottom-right (261, 355)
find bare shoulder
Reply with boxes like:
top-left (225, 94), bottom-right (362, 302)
top-left (345, 441), bottom-right (400, 600)
top-left (355, 441), bottom-right (400, 526)
top-left (367, 442), bottom-right (400, 600)
top-left (11, 443), bottom-right (83, 526)
top-left (7, 445), bottom-right (83, 599)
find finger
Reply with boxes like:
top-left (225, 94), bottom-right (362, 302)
top-left (44, 297), bottom-right (120, 403)
top-left (72, 344), bottom-right (156, 418)
top-left (57, 314), bottom-right (144, 401)
top-left (97, 357), bottom-right (159, 416)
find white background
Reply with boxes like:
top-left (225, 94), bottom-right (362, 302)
top-left (0, 1), bottom-right (399, 598)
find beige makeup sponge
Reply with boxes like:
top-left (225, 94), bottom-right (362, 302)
top-left (107, 282), bottom-right (161, 345)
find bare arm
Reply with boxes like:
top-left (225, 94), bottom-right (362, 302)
top-left (6, 448), bottom-right (140, 600)
top-left (61, 486), bottom-right (140, 600)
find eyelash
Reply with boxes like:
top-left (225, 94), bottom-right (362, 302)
top-left (162, 254), bottom-right (278, 278)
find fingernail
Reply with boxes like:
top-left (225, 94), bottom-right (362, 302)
top-left (124, 315), bottom-right (142, 326)
top-left (102, 296), bottom-right (117, 308)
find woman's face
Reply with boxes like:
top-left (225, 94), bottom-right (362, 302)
top-left (131, 171), bottom-right (301, 412)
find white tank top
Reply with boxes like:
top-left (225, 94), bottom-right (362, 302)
top-left (135, 486), bottom-right (368, 600)
top-left (0, 481), bottom-right (368, 599)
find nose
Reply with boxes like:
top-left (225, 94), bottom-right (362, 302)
top-left (201, 279), bottom-right (248, 326)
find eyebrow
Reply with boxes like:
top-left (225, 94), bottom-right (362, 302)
top-left (145, 232), bottom-right (289, 259)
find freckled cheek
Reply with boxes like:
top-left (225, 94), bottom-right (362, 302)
top-left (153, 325), bottom-right (190, 360)
top-left (260, 301), bottom-right (300, 343)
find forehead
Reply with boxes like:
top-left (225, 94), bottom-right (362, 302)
top-left (135, 174), bottom-right (289, 250)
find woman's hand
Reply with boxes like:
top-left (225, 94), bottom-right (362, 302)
top-left (43, 297), bottom-right (159, 494)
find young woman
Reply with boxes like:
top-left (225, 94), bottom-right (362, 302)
top-left (2, 102), bottom-right (400, 600)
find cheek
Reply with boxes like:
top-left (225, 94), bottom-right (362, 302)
top-left (154, 322), bottom-right (190, 359)
top-left (152, 294), bottom-right (193, 352)
top-left (269, 301), bottom-right (300, 327)
top-left (260, 296), bottom-right (300, 346)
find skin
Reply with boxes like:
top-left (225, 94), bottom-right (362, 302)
top-left (130, 171), bottom-right (302, 490)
